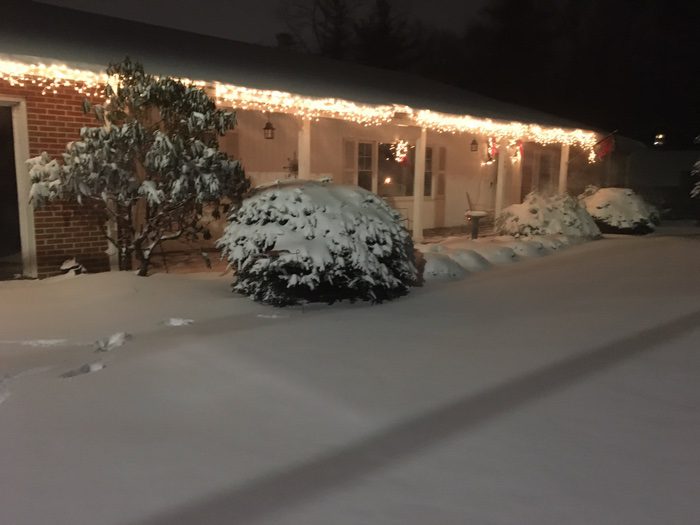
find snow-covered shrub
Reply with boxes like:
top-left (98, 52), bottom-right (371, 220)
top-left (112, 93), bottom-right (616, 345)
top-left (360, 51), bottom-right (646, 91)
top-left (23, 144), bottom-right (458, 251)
top-left (446, 249), bottom-right (492, 272)
top-left (60, 258), bottom-right (87, 275)
top-left (579, 186), bottom-right (659, 234)
top-left (496, 192), bottom-right (600, 238)
top-left (469, 243), bottom-right (518, 264)
top-left (690, 160), bottom-right (699, 199)
top-left (423, 253), bottom-right (467, 280)
top-left (496, 238), bottom-right (547, 258)
top-left (218, 181), bottom-right (419, 306)
top-left (28, 58), bottom-right (249, 275)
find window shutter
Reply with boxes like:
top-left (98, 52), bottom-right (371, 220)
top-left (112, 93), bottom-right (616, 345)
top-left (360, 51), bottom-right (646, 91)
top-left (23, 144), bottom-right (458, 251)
top-left (439, 147), bottom-right (447, 171)
top-left (342, 139), bottom-right (357, 185)
top-left (437, 147), bottom-right (447, 195)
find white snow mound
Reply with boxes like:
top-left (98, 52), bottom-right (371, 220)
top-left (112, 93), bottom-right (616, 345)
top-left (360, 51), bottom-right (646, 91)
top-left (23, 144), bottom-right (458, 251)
top-left (496, 192), bottom-right (600, 238)
top-left (446, 249), bottom-right (492, 272)
top-left (164, 318), bottom-right (194, 327)
top-left (423, 253), bottom-right (468, 280)
top-left (95, 332), bottom-right (132, 352)
top-left (579, 186), bottom-right (659, 233)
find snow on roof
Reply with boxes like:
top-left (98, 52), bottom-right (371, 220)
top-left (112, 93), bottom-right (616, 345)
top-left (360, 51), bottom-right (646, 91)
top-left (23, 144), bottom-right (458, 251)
top-left (1, 1), bottom-right (603, 155)
top-left (3, 2), bottom-right (591, 124)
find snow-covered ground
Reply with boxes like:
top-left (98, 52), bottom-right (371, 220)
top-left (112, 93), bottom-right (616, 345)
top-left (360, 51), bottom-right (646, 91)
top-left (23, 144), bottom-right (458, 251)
top-left (1, 232), bottom-right (700, 524)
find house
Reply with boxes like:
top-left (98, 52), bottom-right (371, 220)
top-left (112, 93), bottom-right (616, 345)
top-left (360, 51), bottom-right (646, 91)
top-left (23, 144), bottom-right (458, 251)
top-left (1, 1), bottom-right (604, 278)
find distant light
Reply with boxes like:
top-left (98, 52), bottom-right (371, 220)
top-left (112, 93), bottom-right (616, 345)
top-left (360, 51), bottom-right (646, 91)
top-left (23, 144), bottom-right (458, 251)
top-left (653, 133), bottom-right (665, 146)
top-left (384, 177), bottom-right (392, 184)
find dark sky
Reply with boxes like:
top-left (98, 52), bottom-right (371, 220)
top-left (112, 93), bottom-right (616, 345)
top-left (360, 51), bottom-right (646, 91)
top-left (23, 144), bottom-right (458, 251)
top-left (41, 0), bottom-right (486, 46)
top-left (35, 1), bottom-right (700, 145)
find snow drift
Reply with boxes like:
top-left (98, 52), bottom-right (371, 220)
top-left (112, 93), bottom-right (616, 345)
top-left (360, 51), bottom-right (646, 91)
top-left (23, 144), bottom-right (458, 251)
top-left (496, 192), bottom-right (600, 238)
top-left (579, 186), bottom-right (660, 234)
top-left (218, 181), bottom-right (419, 306)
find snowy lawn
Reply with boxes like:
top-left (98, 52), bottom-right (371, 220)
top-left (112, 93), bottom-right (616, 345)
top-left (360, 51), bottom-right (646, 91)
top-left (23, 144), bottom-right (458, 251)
top-left (1, 234), bottom-right (700, 524)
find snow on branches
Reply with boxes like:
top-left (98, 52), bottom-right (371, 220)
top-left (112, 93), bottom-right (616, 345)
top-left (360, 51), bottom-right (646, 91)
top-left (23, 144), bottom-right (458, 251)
top-left (218, 180), bottom-right (420, 306)
top-left (28, 58), bottom-right (249, 275)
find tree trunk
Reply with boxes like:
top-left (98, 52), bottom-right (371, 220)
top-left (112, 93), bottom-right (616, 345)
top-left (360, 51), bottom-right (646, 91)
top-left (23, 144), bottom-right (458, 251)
top-left (117, 204), bottom-right (134, 271)
top-left (137, 257), bottom-right (150, 277)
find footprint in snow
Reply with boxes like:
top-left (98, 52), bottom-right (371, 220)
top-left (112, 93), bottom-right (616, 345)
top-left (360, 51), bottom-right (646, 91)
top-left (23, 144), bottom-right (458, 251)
top-left (61, 362), bottom-right (105, 379)
top-left (163, 318), bottom-right (194, 327)
top-left (94, 332), bottom-right (132, 353)
top-left (0, 339), bottom-right (67, 348)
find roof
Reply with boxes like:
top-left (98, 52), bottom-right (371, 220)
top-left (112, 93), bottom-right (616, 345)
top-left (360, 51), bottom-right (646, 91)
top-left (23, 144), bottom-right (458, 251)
top-left (2, 0), bottom-right (595, 131)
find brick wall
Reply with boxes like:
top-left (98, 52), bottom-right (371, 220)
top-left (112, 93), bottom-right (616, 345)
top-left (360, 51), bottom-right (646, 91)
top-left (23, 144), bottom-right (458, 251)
top-left (34, 203), bottom-right (109, 276)
top-left (0, 80), bottom-right (110, 277)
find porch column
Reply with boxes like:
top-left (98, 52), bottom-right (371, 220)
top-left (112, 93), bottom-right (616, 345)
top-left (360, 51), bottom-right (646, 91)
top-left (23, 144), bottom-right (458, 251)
top-left (494, 139), bottom-right (508, 216)
top-left (298, 118), bottom-right (311, 179)
top-left (412, 127), bottom-right (427, 242)
top-left (558, 143), bottom-right (570, 194)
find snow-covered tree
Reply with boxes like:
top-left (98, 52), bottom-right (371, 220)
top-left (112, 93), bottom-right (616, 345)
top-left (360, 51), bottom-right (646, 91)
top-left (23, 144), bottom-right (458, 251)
top-left (496, 191), bottom-right (600, 238)
top-left (28, 58), bottom-right (249, 275)
top-left (218, 180), bottom-right (419, 306)
top-left (580, 186), bottom-right (659, 234)
top-left (691, 160), bottom-right (700, 199)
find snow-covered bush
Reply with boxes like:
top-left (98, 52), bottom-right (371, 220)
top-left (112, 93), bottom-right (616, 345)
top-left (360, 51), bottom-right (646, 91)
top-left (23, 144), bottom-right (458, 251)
top-left (496, 192), bottom-right (600, 238)
top-left (579, 186), bottom-right (659, 234)
top-left (28, 58), bottom-right (249, 275)
top-left (422, 253), bottom-right (467, 280)
top-left (691, 160), bottom-right (700, 199)
top-left (445, 248), bottom-right (492, 272)
top-left (218, 181), bottom-right (419, 306)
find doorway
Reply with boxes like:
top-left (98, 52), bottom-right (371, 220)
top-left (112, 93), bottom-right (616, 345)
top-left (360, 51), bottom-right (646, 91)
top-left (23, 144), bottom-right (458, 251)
top-left (0, 105), bottom-right (22, 279)
top-left (521, 144), bottom-right (561, 200)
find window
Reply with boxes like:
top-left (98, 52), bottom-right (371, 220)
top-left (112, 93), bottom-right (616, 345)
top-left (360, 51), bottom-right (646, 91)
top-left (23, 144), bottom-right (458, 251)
top-left (349, 141), bottom-right (435, 197)
top-left (424, 147), bottom-right (433, 197)
top-left (436, 146), bottom-right (446, 196)
top-left (358, 142), bottom-right (373, 191)
top-left (378, 142), bottom-right (413, 197)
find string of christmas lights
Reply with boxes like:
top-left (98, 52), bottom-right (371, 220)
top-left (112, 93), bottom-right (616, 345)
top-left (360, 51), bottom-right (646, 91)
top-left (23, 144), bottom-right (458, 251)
top-left (0, 56), bottom-right (599, 161)
top-left (214, 84), bottom-right (397, 125)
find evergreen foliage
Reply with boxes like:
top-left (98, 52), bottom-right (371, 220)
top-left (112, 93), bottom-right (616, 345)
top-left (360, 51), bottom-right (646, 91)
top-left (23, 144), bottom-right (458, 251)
top-left (28, 58), bottom-right (249, 275)
top-left (218, 181), bottom-right (419, 306)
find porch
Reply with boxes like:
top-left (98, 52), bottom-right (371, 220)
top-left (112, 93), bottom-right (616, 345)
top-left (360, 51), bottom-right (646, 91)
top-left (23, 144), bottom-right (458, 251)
top-left (216, 108), bottom-right (582, 242)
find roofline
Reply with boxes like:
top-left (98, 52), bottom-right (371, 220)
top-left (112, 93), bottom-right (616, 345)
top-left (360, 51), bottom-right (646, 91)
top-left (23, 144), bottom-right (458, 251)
top-left (0, 52), bottom-right (601, 160)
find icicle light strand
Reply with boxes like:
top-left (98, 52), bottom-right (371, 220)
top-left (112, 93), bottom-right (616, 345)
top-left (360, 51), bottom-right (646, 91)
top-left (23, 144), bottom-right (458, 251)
top-left (0, 57), bottom-right (599, 162)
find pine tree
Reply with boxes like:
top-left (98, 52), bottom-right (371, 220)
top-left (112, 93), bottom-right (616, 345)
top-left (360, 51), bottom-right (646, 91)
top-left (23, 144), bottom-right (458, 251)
top-left (28, 58), bottom-right (249, 275)
top-left (353, 0), bottom-right (417, 70)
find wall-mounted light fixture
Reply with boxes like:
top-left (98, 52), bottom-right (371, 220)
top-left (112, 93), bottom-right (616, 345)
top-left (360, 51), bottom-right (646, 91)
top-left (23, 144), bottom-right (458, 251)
top-left (263, 113), bottom-right (275, 139)
top-left (470, 139), bottom-right (479, 152)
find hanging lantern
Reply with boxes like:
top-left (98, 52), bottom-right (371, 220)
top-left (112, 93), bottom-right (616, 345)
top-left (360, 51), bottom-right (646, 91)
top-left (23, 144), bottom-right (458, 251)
top-left (470, 139), bottom-right (479, 152)
top-left (263, 114), bottom-right (275, 139)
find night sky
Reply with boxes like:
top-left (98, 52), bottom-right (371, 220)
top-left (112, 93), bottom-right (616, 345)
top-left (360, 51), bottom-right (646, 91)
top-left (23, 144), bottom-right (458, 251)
top-left (41, 0), bottom-right (487, 46)
top-left (38, 1), bottom-right (698, 147)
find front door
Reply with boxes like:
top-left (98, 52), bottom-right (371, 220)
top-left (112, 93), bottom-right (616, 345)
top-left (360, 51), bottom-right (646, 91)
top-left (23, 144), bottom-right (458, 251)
top-left (521, 144), bottom-right (561, 199)
top-left (0, 105), bottom-right (22, 279)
